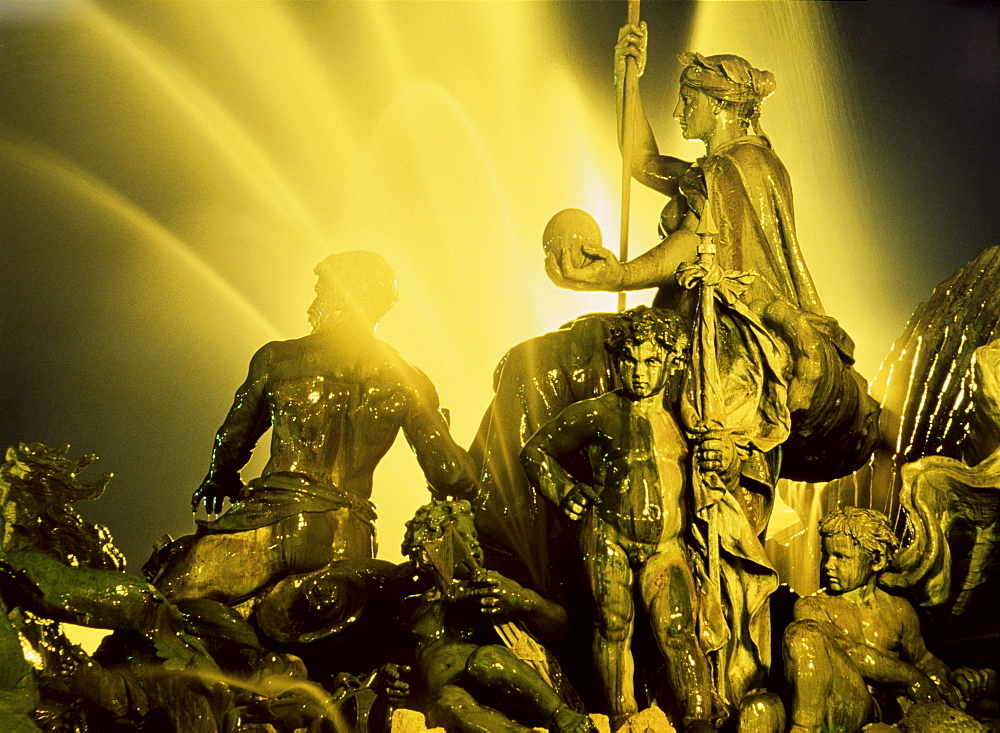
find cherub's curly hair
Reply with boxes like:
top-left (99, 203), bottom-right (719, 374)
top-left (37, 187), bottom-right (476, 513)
top-left (401, 499), bottom-right (477, 561)
top-left (819, 506), bottom-right (900, 563)
top-left (604, 306), bottom-right (689, 362)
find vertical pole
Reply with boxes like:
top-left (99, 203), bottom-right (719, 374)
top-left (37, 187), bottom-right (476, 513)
top-left (618, 0), bottom-right (641, 312)
top-left (695, 199), bottom-right (728, 702)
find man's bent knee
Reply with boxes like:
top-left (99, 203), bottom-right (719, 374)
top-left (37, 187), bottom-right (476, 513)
top-left (466, 645), bottom-right (517, 686)
top-left (157, 527), bottom-right (285, 604)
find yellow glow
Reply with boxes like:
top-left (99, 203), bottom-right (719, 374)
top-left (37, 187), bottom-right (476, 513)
top-left (56, 1), bottom-right (640, 559)
top-left (0, 128), bottom-right (281, 340)
top-left (82, 4), bottom-right (332, 254)
top-left (4, 2), bottom-right (929, 566)
top-left (62, 624), bottom-right (111, 655)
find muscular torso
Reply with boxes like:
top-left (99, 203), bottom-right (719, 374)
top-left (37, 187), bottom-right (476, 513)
top-left (210, 328), bottom-right (475, 503)
top-left (265, 374), bottom-right (408, 498)
top-left (261, 335), bottom-right (413, 498)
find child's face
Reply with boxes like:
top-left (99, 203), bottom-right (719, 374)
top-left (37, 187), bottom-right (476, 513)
top-left (615, 341), bottom-right (669, 399)
top-left (822, 534), bottom-right (876, 594)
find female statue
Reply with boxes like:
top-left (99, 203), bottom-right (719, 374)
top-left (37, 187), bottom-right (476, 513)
top-left (469, 21), bottom-right (879, 721)
top-left (548, 23), bottom-right (824, 317)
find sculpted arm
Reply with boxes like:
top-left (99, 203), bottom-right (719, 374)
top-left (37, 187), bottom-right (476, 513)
top-left (898, 598), bottom-right (961, 705)
top-left (402, 368), bottom-right (478, 501)
top-left (193, 344), bottom-right (273, 513)
top-left (520, 401), bottom-right (602, 515)
top-left (602, 213), bottom-right (701, 292)
top-left (473, 569), bottom-right (569, 641)
top-left (548, 23), bottom-right (696, 294)
top-left (547, 218), bottom-right (700, 293)
top-left (548, 149), bottom-right (700, 292)
top-left (614, 22), bottom-right (691, 197)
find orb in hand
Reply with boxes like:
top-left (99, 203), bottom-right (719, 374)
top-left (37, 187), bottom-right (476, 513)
top-left (542, 208), bottom-right (603, 277)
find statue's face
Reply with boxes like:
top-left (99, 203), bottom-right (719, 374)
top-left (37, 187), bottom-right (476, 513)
top-left (673, 85), bottom-right (717, 141)
top-left (308, 278), bottom-right (335, 332)
top-left (822, 534), bottom-right (876, 594)
top-left (616, 341), bottom-right (669, 400)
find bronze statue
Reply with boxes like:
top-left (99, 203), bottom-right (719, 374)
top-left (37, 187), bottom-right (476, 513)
top-left (782, 506), bottom-right (990, 732)
top-left (471, 12), bottom-right (878, 603)
top-left (153, 251), bottom-right (478, 604)
top-left (399, 500), bottom-right (596, 733)
top-left (549, 24), bottom-right (821, 317)
top-left (537, 21), bottom-right (879, 484)
top-left (0, 442), bottom-right (234, 731)
top-left (521, 307), bottom-right (724, 731)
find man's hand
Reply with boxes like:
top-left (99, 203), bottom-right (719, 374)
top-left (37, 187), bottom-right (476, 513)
top-left (561, 485), bottom-right (599, 521)
top-left (676, 260), bottom-right (709, 290)
top-left (951, 667), bottom-right (997, 706)
top-left (928, 672), bottom-right (963, 709)
top-left (472, 569), bottom-right (530, 617)
top-left (676, 259), bottom-right (729, 291)
top-left (545, 244), bottom-right (624, 292)
top-left (377, 663), bottom-right (411, 703)
top-left (191, 476), bottom-right (241, 514)
top-left (614, 22), bottom-right (647, 83)
top-left (693, 429), bottom-right (741, 483)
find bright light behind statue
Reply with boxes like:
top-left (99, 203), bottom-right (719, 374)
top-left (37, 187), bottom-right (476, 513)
top-left (0, 2), bottom-right (987, 572)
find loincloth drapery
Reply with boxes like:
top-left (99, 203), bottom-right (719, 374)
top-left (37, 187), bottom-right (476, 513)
top-left (197, 471), bottom-right (377, 532)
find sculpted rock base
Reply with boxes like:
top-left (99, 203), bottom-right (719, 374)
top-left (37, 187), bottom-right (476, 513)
top-left (613, 706), bottom-right (675, 733)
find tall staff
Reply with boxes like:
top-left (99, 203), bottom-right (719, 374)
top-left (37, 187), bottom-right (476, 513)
top-left (689, 196), bottom-right (730, 701)
top-left (617, 0), bottom-right (640, 312)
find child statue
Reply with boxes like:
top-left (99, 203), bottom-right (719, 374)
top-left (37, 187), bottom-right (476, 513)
top-left (520, 306), bottom-right (728, 732)
top-left (783, 506), bottom-right (986, 732)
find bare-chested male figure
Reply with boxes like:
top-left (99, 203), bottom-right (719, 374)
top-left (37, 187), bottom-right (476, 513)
top-left (783, 507), bottom-right (975, 732)
top-left (155, 251), bottom-right (478, 604)
top-left (520, 306), bottom-right (727, 732)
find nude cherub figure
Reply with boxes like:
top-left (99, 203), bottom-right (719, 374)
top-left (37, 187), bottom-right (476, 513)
top-left (520, 306), bottom-right (729, 732)
top-left (783, 506), bottom-right (971, 732)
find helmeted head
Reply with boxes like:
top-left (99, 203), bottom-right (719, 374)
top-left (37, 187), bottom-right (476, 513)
top-left (818, 507), bottom-right (899, 594)
top-left (402, 499), bottom-right (484, 578)
top-left (604, 306), bottom-right (688, 400)
top-left (309, 251), bottom-right (399, 333)
top-left (674, 52), bottom-right (776, 141)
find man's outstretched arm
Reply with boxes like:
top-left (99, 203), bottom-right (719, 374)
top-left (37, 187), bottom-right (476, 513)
top-left (472, 569), bottom-right (568, 641)
top-left (401, 367), bottom-right (478, 501)
top-left (192, 344), bottom-right (273, 513)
